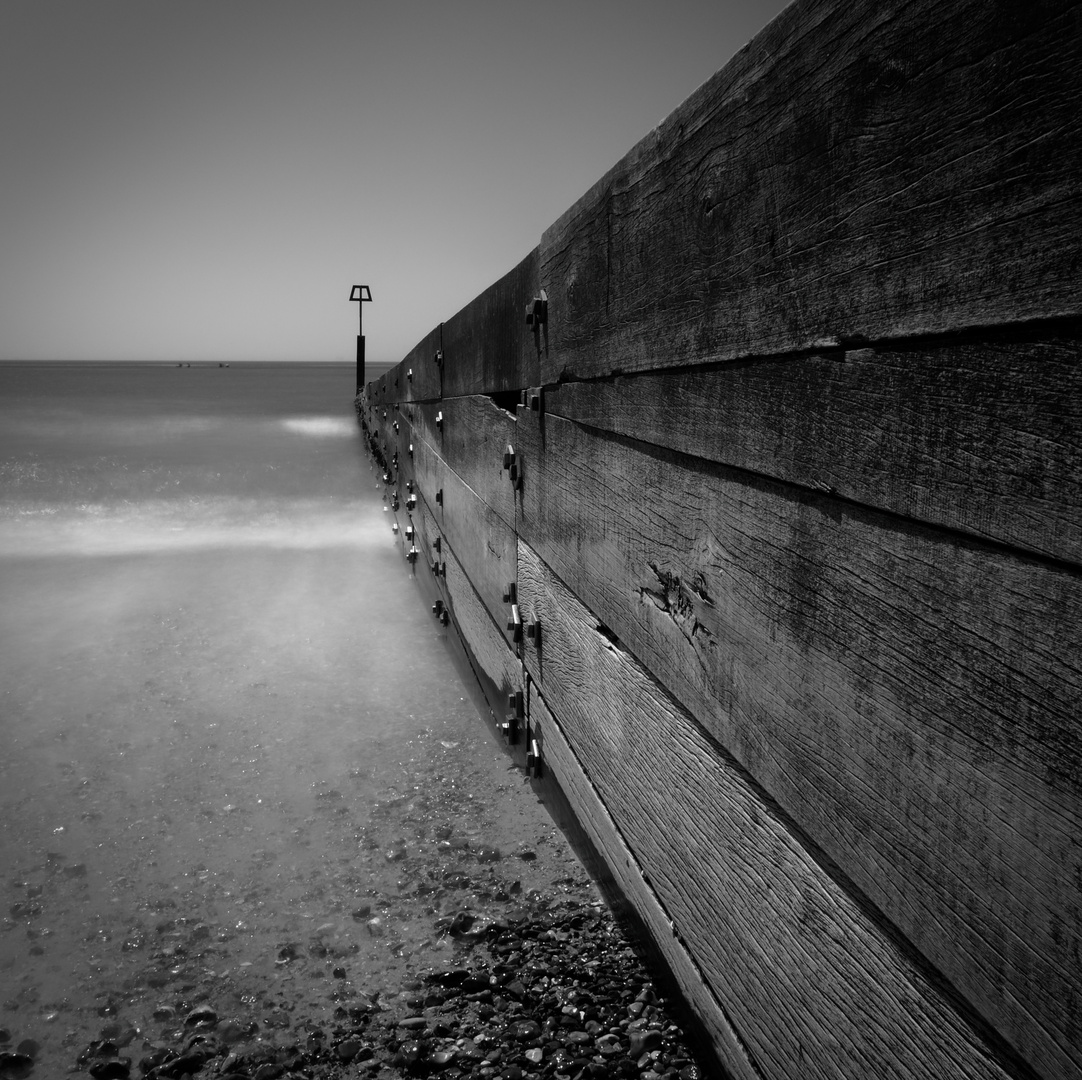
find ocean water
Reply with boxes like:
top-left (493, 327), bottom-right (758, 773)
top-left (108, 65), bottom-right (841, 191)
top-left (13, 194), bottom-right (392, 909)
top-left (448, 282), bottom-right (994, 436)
top-left (0, 362), bottom-right (586, 1073)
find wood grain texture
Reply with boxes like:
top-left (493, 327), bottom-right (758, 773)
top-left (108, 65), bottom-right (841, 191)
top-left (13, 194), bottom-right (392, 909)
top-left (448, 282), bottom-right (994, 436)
top-left (409, 429), bottom-right (518, 650)
top-left (409, 397), bottom-right (519, 532)
top-left (518, 541), bottom-right (1016, 1080)
top-left (527, 684), bottom-right (763, 1080)
top-left (539, 0), bottom-right (1082, 383)
top-left (516, 408), bottom-right (1082, 1080)
top-left (442, 248), bottom-right (541, 397)
top-left (543, 334), bottom-right (1082, 566)
top-left (397, 323), bottom-right (445, 403)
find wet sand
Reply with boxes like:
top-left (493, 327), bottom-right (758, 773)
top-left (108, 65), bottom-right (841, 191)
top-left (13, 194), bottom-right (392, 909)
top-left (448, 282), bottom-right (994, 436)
top-left (1, 534), bottom-right (706, 1080)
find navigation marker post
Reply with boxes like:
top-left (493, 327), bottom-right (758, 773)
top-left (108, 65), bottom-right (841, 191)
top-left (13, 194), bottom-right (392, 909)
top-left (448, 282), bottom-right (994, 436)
top-left (350, 284), bottom-right (372, 393)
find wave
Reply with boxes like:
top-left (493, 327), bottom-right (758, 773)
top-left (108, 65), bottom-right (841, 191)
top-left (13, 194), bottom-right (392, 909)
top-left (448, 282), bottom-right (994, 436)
top-left (0, 496), bottom-right (387, 558)
top-left (279, 416), bottom-right (356, 438)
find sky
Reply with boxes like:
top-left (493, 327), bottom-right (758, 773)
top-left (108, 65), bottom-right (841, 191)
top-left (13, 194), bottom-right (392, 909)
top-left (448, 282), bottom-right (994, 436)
top-left (1, 1), bottom-right (791, 366)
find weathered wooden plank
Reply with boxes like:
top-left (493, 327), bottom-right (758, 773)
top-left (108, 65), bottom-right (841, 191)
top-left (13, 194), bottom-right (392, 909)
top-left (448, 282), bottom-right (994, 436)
top-left (409, 397), bottom-right (518, 532)
top-left (442, 248), bottom-right (541, 397)
top-left (543, 334), bottom-right (1082, 565)
top-left (528, 683), bottom-right (763, 1080)
top-left (396, 324), bottom-right (444, 403)
top-left (439, 524), bottom-right (520, 702)
top-left (409, 429), bottom-right (517, 649)
top-left (516, 408), bottom-right (1082, 1080)
top-left (369, 399), bottom-right (395, 469)
top-left (519, 541), bottom-right (1016, 1080)
top-left (539, 0), bottom-right (1082, 383)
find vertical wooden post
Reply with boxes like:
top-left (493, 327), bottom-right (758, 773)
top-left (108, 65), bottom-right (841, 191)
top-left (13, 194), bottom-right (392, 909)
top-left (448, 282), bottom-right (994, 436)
top-left (356, 334), bottom-right (365, 394)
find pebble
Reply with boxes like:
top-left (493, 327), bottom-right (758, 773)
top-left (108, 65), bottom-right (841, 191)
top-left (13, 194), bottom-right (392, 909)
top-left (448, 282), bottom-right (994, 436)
top-left (58, 896), bottom-right (709, 1078)
top-left (47, 774), bottom-right (711, 1080)
top-left (87, 1062), bottom-right (131, 1079)
top-left (184, 1005), bottom-right (218, 1028)
top-left (335, 1038), bottom-right (362, 1061)
top-left (0, 1051), bottom-right (34, 1076)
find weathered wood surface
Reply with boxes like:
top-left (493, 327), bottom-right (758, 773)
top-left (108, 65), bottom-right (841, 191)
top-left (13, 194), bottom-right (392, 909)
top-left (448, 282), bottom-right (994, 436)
top-left (421, 498), bottom-right (521, 701)
top-left (543, 334), bottom-right (1082, 566)
top-left (395, 323), bottom-right (444, 403)
top-left (527, 684), bottom-right (762, 1080)
top-left (518, 541), bottom-right (1018, 1080)
top-left (409, 429), bottom-right (518, 649)
top-left (442, 247), bottom-right (541, 397)
top-left (539, 0), bottom-right (1082, 383)
top-left (516, 408), bottom-right (1082, 1080)
top-left (409, 397), bottom-right (519, 532)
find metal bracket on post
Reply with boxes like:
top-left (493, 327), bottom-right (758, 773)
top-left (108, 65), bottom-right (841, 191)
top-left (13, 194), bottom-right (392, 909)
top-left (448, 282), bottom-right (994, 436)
top-left (525, 288), bottom-right (548, 357)
top-left (526, 732), bottom-right (543, 778)
top-left (524, 291), bottom-right (548, 328)
top-left (502, 690), bottom-right (523, 744)
top-left (503, 444), bottom-right (521, 489)
top-left (507, 603), bottom-right (522, 643)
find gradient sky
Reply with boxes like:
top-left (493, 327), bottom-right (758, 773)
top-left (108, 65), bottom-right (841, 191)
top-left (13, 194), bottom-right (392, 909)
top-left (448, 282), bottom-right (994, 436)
top-left (1, 1), bottom-right (791, 365)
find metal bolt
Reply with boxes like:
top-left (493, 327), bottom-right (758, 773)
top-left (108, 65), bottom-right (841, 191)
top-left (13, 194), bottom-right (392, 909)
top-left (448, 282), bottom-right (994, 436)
top-left (502, 582), bottom-right (517, 604)
top-left (526, 620), bottom-right (541, 645)
top-left (507, 603), bottom-right (522, 642)
top-left (406, 546), bottom-right (418, 563)
top-left (435, 489), bottom-right (443, 506)
top-left (436, 411), bottom-right (443, 431)
top-left (432, 536), bottom-right (441, 553)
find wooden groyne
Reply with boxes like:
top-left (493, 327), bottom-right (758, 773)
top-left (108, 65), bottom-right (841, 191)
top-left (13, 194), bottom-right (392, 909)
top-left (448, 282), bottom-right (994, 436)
top-left (357, 0), bottom-right (1082, 1076)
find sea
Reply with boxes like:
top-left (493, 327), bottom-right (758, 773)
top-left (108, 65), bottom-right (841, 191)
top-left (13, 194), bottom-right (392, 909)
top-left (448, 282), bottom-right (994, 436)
top-left (0, 362), bottom-right (587, 1074)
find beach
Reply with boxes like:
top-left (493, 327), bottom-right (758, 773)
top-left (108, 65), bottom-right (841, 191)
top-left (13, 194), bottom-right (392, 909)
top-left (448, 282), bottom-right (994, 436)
top-left (0, 363), bottom-right (704, 1079)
